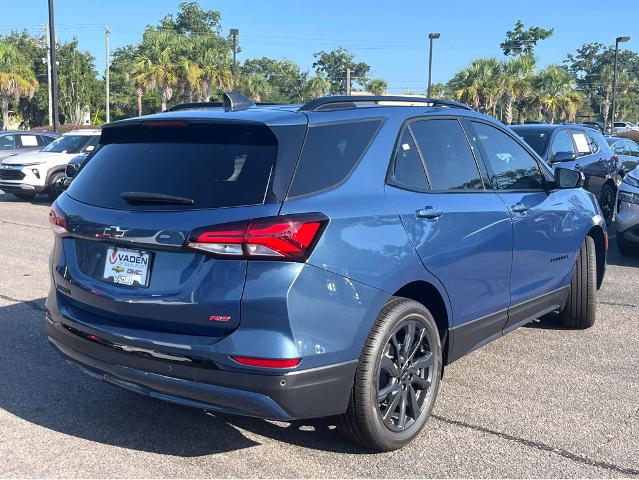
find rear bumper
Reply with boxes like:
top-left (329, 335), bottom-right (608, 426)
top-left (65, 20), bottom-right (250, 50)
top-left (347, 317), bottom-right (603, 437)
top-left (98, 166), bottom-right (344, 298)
top-left (46, 315), bottom-right (357, 420)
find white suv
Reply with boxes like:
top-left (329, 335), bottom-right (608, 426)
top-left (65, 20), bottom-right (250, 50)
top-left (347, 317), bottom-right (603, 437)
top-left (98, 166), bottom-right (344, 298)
top-left (0, 129), bottom-right (100, 200)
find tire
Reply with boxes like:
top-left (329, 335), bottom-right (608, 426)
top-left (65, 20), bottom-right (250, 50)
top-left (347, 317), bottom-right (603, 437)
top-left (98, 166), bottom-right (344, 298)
top-left (617, 238), bottom-right (638, 257)
top-left (337, 297), bottom-right (442, 451)
top-left (599, 183), bottom-right (616, 226)
top-left (47, 172), bottom-right (65, 201)
top-left (559, 236), bottom-right (596, 329)
top-left (13, 193), bottom-right (35, 200)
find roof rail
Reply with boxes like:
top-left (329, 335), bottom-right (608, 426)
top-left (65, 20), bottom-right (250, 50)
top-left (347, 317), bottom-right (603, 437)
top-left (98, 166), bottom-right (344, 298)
top-left (165, 92), bottom-right (257, 113)
top-left (299, 95), bottom-right (473, 112)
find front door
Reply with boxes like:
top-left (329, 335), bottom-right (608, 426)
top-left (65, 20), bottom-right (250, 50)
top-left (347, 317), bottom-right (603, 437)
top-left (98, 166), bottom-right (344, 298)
top-left (468, 120), bottom-right (574, 330)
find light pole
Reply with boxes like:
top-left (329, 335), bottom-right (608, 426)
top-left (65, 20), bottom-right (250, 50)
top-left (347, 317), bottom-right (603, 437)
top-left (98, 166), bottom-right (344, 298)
top-left (427, 33), bottom-right (440, 98)
top-left (611, 36), bottom-right (630, 132)
top-left (230, 28), bottom-right (239, 90)
top-left (47, 0), bottom-right (59, 132)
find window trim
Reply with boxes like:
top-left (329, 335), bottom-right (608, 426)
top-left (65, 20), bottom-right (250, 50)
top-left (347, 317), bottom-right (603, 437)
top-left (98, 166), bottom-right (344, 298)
top-left (385, 115), bottom-right (490, 194)
top-left (465, 118), bottom-right (551, 193)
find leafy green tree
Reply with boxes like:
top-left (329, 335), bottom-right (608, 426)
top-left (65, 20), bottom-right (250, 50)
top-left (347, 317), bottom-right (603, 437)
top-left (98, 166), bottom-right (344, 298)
top-left (303, 74), bottom-right (329, 100)
top-left (500, 20), bottom-right (554, 56)
top-left (159, 1), bottom-right (222, 34)
top-left (427, 82), bottom-right (447, 98)
top-left (0, 39), bottom-right (38, 128)
top-left (241, 57), bottom-right (307, 102)
top-left (56, 39), bottom-right (102, 124)
top-left (366, 78), bottom-right (387, 95)
top-left (312, 48), bottom-right (370, 95)
top-left (535, 65), bottom-right (582, 123)
top-left (239, 74), bottom-right (271, 102)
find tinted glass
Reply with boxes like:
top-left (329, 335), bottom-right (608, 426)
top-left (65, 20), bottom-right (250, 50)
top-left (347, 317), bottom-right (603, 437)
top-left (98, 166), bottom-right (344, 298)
top-left (391, 128), bottom-right (428, 190)
top-left (512, 129), bottom-right (549, 156)
top-left (288, 120), bottom-right (380, 197)
top-left (42, 134), bottom-right (94, 153)
top-left (67, 123), bottom-right (277, 210)
top-left (614, 142), bottom-right (629, 155)
top-left (472, 122), bottom-right (543, 190)
top-left (0, 135), bottom-right (15, 150)
top-left (629, 141), bottom-right (639, 156)
top-left (410, 119), bottom-right (483, 190)
top-left (550, 130), bottom-right (574, 158)
top-left (586, 132), bottom-right (599, 153)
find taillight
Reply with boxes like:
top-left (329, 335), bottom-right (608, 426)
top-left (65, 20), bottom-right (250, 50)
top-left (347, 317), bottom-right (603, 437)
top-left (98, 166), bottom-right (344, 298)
top-left (49, 203), bottom-right (69, 237)
top-left (186, 213), bottom-right (328, 261)
top-left (231, 356), bottom-right (301, 369)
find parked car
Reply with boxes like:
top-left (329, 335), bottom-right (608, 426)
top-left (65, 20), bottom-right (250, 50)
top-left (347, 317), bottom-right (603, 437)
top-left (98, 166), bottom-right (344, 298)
top-left (616, 166), bottom-right (639, 256)
top-left (606, 136), bottom-right (639, 177)
top-left (612, 122), bottom-right (639, 134)
top-left (0, 129), bottom-right (99, 200)
top-left (60, 152), bottom-right (91, 189)
top-left (511, 124), bottom-right (619, 224)
top-left (0, 131), bottom-right (59, 162)
top-left (45, 94), bottom-right (607, 452)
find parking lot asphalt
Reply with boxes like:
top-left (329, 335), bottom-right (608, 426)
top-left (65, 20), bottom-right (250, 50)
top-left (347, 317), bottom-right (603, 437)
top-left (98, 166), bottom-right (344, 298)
top-left (0, 192), bottom-right (638, 478)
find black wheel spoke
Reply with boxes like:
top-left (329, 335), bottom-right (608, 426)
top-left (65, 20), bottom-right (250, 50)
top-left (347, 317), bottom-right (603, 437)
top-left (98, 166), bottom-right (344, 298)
top-left (411, 375), bottom-right (432, 390)
top-left (407, 327), bottom-right (425, 363)
top-left (408, 385), bottom-right (420, 418)
top-left (402, 322), bottom-right (415, 359)
top-left (378, 381), bottom-right (395, 401)
top-left (381, 355), bottom-right (399, 378)
top-left (382, 390), bottom-right (401, 424)
top-left (398, 390), bottom-right (408, 428)
top-left (410, 352), bottom-right (433, 372)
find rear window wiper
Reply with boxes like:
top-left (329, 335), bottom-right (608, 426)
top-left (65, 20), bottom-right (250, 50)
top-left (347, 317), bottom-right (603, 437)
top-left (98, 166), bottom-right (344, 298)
top-left (121, 192), bottom-right (195, 206)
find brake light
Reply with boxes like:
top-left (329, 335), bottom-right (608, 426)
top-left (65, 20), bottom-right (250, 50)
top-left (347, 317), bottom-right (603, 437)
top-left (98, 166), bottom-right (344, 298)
top-left (49, 203), bottom-right (69, 237)
top-left (231, 356), bottom-right (301, 369)
top-left (186, 213), bottom-right (328, 261)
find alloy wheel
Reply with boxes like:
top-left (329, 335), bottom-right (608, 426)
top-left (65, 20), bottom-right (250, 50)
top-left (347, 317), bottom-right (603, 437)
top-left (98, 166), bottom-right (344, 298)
top-left (377, 319), bottom-right (434, 432)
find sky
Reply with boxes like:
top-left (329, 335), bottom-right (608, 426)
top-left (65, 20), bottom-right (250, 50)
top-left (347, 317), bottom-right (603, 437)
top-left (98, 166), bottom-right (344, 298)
top-left (1, 0), bottom-right (638, 93)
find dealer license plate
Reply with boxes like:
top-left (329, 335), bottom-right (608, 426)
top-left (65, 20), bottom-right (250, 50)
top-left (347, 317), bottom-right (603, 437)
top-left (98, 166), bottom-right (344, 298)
top-left (102, 246), bottom-right (151, 287)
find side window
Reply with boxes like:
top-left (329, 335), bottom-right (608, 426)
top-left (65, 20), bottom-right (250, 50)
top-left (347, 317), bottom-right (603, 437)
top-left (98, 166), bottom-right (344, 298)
top-left (614, 142), bottom-right (629, 155)
top-left (0, 135), bottom-right (15, 150)
top-left (288, 120), bottom-right (381, 197)
top-left (586, 132), bottom-right (599, 154)
top-left (410, 119), bottom-right (484, 190)
top-left (629, 141), bottom-right (639, 157)
top-left (18, 135), bottom-right (39, 147)
top-left (571, 131), bottom-right (592, 156)
top-left (37, 135), bottom-right (54, 146)
top-left (390, 128), bottom-right (429, 191)
top-left (471, 121), bottom-right (544, 191)
top-left (550, 130), bottom-right (575, 158)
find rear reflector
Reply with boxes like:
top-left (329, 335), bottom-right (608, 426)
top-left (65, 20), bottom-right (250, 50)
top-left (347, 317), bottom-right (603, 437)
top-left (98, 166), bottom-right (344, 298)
top-left (49, 203), bottom-right (69, 237)
top-left (186, 213), bottom-right (328, 261)
top-left (231, 356), bottom-right (302, 368)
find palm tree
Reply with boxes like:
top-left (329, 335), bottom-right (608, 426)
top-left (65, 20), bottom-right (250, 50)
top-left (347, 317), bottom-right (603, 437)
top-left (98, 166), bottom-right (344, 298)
top-left (240, 74), bottom-right (270, 103)
top-left (366, 78), bottom-right (387, 96)
top-left (189, 36), bottom-right (232, 101)
top-left (448, 58), bottom-right (501, 113)
top-left (535, 66), bottom-right (582, 123)
top-left (500, 55), bottom-right (535, 124)
top-left (134, 30), bottom-right (182, 111)
top-left (304, 74), bottom-right (329, 100)
top-left (0, 41), bottom-right (38, 128)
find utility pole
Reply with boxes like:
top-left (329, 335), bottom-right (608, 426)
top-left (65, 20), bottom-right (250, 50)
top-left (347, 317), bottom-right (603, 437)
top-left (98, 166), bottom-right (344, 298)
top-left (427, 33), bottom-right (440, 98)
top-left (105, 25), bottom-right (110, 123)
top-left (47, 0), bottom-right (59, 132)
top-left (346, 68), bottom-right (351, 95)
top-left (611, 36), bottom-right (630, 132)
top-left (230, 28), bottom-right (239, 89)
top-left (43, 25), bottom-right (53, 127)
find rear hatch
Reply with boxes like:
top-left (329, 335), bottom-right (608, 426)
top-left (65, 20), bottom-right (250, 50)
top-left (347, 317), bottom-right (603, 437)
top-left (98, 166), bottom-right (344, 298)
top-left (56, 120), bottom-right (301, 336)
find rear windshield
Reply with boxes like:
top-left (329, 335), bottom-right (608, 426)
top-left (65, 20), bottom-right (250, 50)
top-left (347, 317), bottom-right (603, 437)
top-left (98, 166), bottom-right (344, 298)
top-left (66, 123), bottom-right (277, 210)
top-left (511, 128), bottom-right (549, 156)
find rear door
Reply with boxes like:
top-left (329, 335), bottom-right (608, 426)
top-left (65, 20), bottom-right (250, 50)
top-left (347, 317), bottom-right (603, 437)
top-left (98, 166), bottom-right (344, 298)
top-left (469, 120), bottom-right (573, 328)
top-left (385, 117), bottom-right (513, 343)
top-left (58, 121), bottom-right (293, 336)
top-left (570, 129), bottom-right (605, 197)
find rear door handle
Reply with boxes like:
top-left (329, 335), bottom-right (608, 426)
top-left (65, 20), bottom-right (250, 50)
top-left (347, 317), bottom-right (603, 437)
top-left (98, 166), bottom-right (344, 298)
top-left (510, 202), bottom-right (529, 213)
top-left (415, 207), bottom-right (444, 219)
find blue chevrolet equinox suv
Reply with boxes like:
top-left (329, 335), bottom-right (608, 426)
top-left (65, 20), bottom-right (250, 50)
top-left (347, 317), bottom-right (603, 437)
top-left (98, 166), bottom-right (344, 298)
top-left (46, 94), bottom-right (607, 451)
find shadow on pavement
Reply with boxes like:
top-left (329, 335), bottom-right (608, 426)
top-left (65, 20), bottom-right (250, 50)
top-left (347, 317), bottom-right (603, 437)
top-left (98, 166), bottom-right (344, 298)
top-left (0, 192), bottom-right (52, 205)
top-left (0, 299), bottom-right (366, 456)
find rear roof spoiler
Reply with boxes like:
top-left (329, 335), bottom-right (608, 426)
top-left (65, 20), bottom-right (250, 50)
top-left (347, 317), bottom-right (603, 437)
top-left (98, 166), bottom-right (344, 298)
top-left (165, 92), bottom-right (257, 113)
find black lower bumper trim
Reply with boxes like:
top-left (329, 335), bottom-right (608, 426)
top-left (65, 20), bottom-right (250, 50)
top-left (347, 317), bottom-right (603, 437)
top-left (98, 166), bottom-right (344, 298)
top-left (46, 318), bottom-right (357, 420)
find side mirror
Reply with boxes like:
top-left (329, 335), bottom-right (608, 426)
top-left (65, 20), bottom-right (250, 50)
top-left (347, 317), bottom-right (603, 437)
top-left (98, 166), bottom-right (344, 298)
top-left (83, 145), bottom-right (95, 153)
top-left (555, 167), bottom-right (584, 189)
top-left (552, 151), bottom-right (577, 163)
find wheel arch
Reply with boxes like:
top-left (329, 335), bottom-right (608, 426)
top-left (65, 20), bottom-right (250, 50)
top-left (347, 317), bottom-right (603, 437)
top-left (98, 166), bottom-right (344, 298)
top-left (45, 165), bottom-right (66, 186)
top-left (392, 281), bottom-right (452, 365)
top-left (587, 225), bottom-right (606, 289)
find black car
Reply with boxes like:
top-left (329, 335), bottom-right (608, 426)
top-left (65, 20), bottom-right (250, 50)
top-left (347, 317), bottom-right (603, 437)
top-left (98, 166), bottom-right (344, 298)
top-left (61, 152), bottom-right (90, 189)
top-left (606, 136), bottom-right (639, 177)
top-left (0, 131), bottom-right (59, 162)
top-left (511, 124), bottom-right (619, 223)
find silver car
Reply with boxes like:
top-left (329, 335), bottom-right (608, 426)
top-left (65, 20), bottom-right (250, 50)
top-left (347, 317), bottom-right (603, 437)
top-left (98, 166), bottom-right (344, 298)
top-left (616, 165), bottom-right (639, 255)
top-left (0, 131), bottom-right (59, 162)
